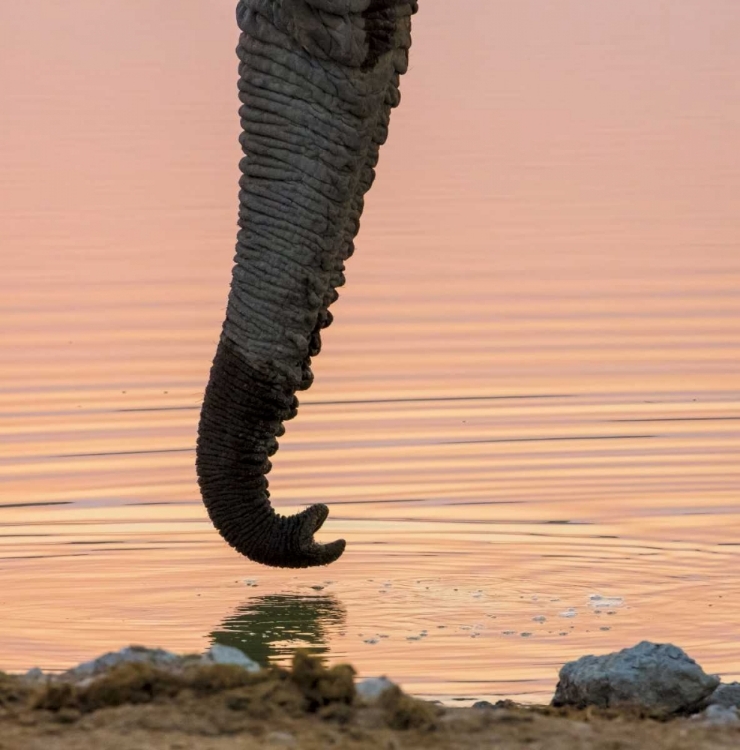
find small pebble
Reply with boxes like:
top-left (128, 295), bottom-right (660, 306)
top-left (695, 705), bottom-right (739, 726)
top-left (709, 682), bottom-right (740, 709)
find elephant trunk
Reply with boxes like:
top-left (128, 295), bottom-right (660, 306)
top-left (196, 0), bottom-right (416, 568)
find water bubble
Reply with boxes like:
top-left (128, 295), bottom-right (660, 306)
top-left (588, 594), bottom-right (624, 609)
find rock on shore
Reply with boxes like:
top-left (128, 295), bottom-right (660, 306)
top-left (708, 682), bottom-right (740, 709)
top-left (17, 639), bottom-right (739, 721)
top-left (552, 641), bottom-right (720, 714)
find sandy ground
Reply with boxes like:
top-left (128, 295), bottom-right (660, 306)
top-left (1, 654), bottom-right (738, 750)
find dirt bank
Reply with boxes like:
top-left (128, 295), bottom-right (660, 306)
top-left (1, 653), bottom-right (738, 750)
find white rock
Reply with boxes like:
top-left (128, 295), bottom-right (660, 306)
top-left (204, 644), bottom-right (260, 672)
top-left (356, 676), bottom-right (396, 701)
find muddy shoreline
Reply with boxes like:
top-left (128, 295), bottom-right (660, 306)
top-left (1, 646), bottom-right (738, 750)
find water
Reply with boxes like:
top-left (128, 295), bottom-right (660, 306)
top-left (1, 0), bottom-right (739, 703)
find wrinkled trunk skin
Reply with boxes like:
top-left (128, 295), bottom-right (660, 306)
top-left (197, 0), bottom-right (417, 568)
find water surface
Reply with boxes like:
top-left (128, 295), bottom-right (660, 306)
top-left (1, 0), bottom-right (739, 702)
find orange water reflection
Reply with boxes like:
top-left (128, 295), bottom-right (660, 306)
top-left (1, 0), bottom-right (739, 703)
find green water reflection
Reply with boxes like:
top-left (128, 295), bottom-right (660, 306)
top-left (209, 594), bottom-right (347, 666)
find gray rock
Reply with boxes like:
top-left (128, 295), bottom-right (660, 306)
top-left (24, 667), bottom-right (45, 681)
top-left (472, 700), bottom-right (495, 709)
top-left (694, 704), bottom-right (739, 726)
top-left (65, 646), bottom-right (181, 679)
top-left (203, 644), bottom-right (260, 673)
top-left (552, 641), bottom-right (719, 714)
top-left (356, 676), bottom-right (395, 701)
top-left (708, 682), bottom-right (740, 709)
top-left (59, 645), bottom-right (260, 684)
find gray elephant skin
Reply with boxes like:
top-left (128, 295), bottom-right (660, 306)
top-left (197, 0), bottom-right (417, 568)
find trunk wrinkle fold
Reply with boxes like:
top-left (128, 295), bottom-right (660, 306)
top-left (197, 0), bottom-right (416, 568)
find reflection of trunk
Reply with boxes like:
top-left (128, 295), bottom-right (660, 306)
top-left (196, 1), bottom-right (417, 567)
top-left (210, 594), bottom-right (347, 664)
